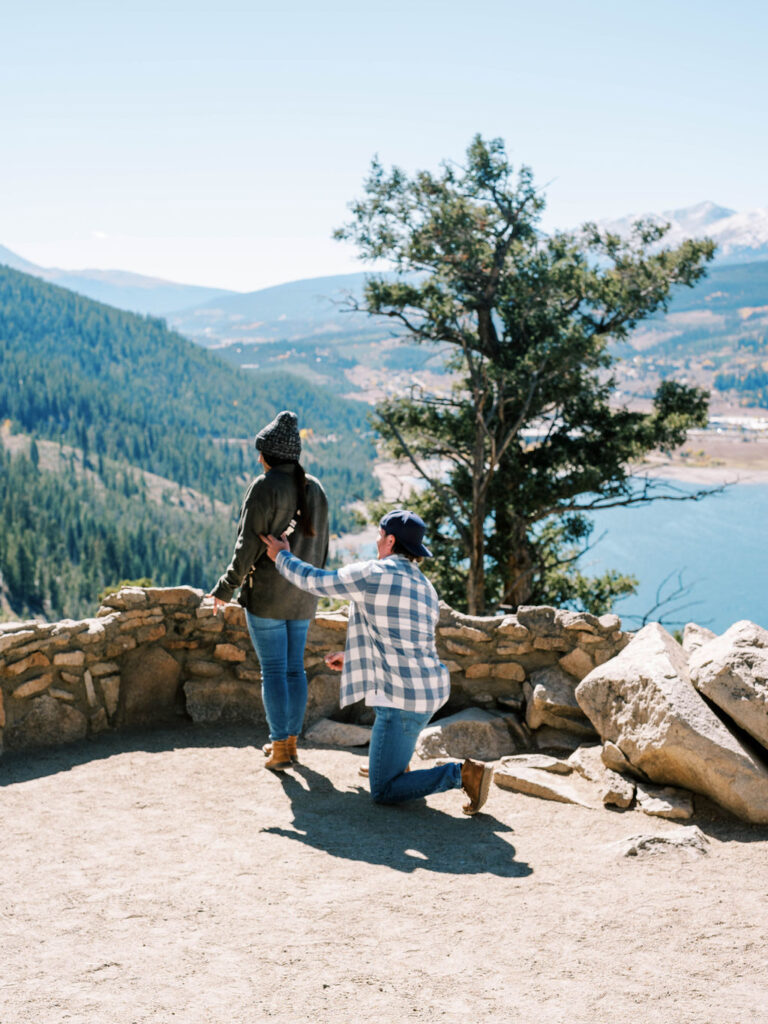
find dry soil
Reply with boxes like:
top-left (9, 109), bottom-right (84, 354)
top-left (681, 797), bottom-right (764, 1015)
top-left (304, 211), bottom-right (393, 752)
top-left (1, 724), bottom-right (767, 1024)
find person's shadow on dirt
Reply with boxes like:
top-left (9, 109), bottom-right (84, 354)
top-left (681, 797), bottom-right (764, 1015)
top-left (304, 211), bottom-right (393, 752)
top-left (260, 762), bottom-right (533, 878)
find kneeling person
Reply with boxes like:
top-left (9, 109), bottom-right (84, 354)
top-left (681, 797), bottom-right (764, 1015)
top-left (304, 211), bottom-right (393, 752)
top-left (261, 509), bottom-right (492, 815)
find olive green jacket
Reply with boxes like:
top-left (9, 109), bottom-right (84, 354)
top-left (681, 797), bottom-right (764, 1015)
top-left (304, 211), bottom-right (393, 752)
top-left (212, 464), bottom-right (329, 620)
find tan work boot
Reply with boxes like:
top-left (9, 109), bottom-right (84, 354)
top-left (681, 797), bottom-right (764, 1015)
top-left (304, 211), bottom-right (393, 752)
top-left (263, 735), bottom-right (299, 763)
top-left (460, 758), bottom-right (494, 815)
top-left (264, 738), bottom-right (292, 771)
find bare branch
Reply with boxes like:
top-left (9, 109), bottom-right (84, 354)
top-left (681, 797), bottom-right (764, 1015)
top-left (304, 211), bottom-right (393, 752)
top-left (534, 477), bottom-right (729, 522)
top-left (620, 569), bottom-right (710, 629)
top-left (377, 412), bottom-right (472, 543)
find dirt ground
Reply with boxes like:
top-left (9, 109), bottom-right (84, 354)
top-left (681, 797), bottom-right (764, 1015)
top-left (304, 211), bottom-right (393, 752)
top-left (1, 724), bottom-right (767, 1024)
top-left (640, 430), bottom-right (768, 484)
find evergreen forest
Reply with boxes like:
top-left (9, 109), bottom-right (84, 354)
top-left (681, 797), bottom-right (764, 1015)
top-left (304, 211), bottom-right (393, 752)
top-left (0, 265), bottom-right (379, 620)
top-left (0, 444), bottom-right (234, 619)
top-left (714, 366), bottom-right (768, 408)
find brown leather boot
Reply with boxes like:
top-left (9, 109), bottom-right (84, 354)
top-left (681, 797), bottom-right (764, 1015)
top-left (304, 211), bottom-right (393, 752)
top-left (262, 735), bottom-right (299, 763)
top-left (461, 758), bottom-right (494, 815)
top-left (264, 738), bottom-right (292, 771)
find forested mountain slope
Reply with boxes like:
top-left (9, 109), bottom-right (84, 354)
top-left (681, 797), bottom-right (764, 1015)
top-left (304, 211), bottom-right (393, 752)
top-left (0, 442), bottom-right (233, 620)
top-left (0, 265), bottom-right (379, 619)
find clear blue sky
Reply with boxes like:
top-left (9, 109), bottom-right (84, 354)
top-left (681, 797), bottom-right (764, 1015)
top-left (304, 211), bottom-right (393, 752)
top-left (2, 0), bottom-right (766, 291)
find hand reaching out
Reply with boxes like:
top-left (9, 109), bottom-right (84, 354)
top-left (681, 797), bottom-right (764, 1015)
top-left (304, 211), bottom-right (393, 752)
top-left (260, 532), bottom-right (291, 562)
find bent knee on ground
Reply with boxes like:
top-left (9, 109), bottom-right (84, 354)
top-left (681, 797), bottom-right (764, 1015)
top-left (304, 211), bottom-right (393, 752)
top-left (369, 777), bottom-right (397, 804)
top-left (369, 784), bottom-right (389, 804)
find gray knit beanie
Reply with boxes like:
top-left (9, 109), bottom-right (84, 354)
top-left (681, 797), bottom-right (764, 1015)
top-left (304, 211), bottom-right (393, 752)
top-left (255, 410), bottom-right (302, 462)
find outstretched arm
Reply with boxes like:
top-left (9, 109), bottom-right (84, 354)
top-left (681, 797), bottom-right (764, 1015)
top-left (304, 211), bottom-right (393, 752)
top-left (261, 533), bottom-right (373, 599)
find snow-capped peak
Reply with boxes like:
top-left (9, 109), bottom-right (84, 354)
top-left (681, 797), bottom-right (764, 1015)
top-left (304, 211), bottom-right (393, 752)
top-left (596, 202), bottom-right (768, 264)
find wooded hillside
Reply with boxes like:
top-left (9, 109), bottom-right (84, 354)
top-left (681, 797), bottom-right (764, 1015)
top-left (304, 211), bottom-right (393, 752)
top-left (0, 265), bottom-right (379, 619)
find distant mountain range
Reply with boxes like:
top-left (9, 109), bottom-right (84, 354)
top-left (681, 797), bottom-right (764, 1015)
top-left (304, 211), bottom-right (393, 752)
top-left (0, 244), bottom-right (233, 316)
top-left (1, 202), bottom-right (766, 326)
top-left (159, 202), bottom-right (768, 349)
top-left (166, 212), bottom-right (768, 361)
top-left (1, 203), bottom-right (766, 407)
top-left (167, 272), bottom-right (383, 347)
top-left (597, 201), bottom-right (768, 266)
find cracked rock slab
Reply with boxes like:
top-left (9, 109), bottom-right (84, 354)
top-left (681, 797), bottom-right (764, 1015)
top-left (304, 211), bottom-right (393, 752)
top-left (568, 744), bottom-right (635, 808)
top-left (493, 754), bottom-right (602, 809)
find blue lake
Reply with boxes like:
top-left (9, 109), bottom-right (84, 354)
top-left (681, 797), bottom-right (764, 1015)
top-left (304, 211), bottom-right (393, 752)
top-left (336, 478), bottom-right (767, 633)
top-left (586, 481), bottom-right (767, 633)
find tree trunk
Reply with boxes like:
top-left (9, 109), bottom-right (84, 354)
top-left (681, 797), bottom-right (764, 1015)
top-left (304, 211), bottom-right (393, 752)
top-left (502, 518), bottom-right (535, 608)
top-left (466, 511), bottom-right (486, 615)
top-left (466, 425), bottom-right (488, 616)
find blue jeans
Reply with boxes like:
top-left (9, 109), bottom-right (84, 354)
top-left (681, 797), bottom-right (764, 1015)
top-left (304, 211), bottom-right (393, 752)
top-left (245, 614), bottom-right (311, 742)
top-left (368, 707), bottom-right (463, 804)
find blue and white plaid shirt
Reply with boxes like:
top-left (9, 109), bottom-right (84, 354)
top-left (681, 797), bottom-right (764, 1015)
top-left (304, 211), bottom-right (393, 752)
top-left (275, 551), bottom-right (451, 714)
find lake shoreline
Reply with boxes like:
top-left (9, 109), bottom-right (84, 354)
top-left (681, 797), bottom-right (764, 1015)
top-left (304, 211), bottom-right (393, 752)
top-left (634, 460), bottom-right (768, 486)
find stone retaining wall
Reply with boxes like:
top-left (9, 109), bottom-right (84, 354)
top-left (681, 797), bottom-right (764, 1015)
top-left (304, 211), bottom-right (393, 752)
top-left (0, 586), bottom-right (629, 756)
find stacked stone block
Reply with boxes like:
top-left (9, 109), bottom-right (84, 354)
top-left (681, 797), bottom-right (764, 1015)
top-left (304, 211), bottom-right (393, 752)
top-left (437, 602), bottom-right (627, 720)
top-left (0, 586), bottom-right (630, 757)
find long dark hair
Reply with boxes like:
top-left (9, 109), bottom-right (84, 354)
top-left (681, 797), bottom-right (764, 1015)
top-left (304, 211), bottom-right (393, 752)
top-left (292, 462), bottom-right (316, 537)
top-left (262, 454), bottom-right (316, 536)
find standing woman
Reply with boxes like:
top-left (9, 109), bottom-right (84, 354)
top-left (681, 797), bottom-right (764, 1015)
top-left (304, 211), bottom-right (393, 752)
top-left (207, 410), bottom-right (329, 771)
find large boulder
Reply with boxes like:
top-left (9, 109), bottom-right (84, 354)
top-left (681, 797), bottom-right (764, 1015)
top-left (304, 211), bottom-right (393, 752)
top-left (534, 727), bottom-right (584, 754)
top-left (689, 620), bottom-right (768, 751)
top-left (682, 622), bottom-right (716, 655)
top-left (304, 673), bottom-right (342, 727)
top-left (118, 645), bottom-right (182, 726)
top-left (575, 623), bottom-right (768, 824)
top-left (415, 708), bottom-right (516, 762)
top-left (4, 694), bottom-right (87, 751)
top-left (524, 665), bottom-right (598, 738)
top-left (304, 718), bottom-right (371, 747)
top-left (184, 678), bottom-right (265, 725)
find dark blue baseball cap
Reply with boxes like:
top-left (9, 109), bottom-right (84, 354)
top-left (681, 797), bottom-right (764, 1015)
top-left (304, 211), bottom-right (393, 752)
top-left (379, 509), bottom-right (432, 558)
